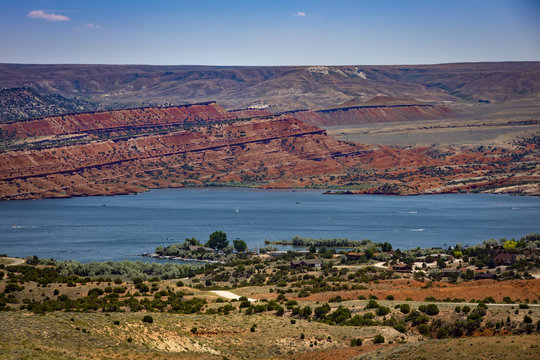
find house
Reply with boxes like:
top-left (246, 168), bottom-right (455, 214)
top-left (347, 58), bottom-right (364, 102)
top-left (346, 251), bottom-right (365, 261)
top-left (494, 252), bottom-right (516, 266)
top-left (391, 263), bottom-right (412, 273)
top-left (490, 245), bottom-right (506, 256)
top-left (524, 247), bottom-right (540, 260)
top-left (474, 272), bottom-right (498, 280)
top-left (290, 259), bottom-right (322, 269)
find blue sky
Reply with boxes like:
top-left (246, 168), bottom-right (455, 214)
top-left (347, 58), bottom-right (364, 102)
top-left (1, 0), bottom-right (539, 65)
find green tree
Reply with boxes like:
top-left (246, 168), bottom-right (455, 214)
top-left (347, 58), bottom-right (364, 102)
top-left (503, 240), bottom-right (517, 251)
top-left (185, 237), bottom-right (201, 246)
top-left (206, 231), bottom-right (228, 250)
top-left (380, 242), bottom-right (393, 252)
top-left (233, 239), bottom-right (248, 253)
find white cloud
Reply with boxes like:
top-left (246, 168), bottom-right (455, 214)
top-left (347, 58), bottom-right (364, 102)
top-left (86, 23), bottom-right (101, 29)
top-left (294, 11), bottom-right (307, 17)
top-left (27, 10), bottom-right (70, 21)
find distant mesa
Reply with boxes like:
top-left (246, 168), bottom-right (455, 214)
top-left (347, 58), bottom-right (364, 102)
top-left (1, 62), bottom-right (538, 111)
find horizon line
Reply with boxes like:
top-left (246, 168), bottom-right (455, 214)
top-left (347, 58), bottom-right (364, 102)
top-left (1, 60), bottom-right (540, 67)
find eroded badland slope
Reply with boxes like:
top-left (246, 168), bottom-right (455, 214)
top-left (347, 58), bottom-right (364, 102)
top-left (0, 102), bottom-right (538, 200)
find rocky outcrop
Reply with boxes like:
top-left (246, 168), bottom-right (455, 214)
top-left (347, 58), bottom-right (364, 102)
top-left (287, 104), bottom-right (452, 127)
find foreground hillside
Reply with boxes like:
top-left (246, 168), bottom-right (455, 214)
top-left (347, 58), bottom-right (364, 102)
top-left (0, 102), bottom-right (538, 199)
top-left (1, 312), bottom-right (538, 360)
top-left (1, 62), bottom-right (539, 111)
top-left (1, 232), bottom-right (539, 360)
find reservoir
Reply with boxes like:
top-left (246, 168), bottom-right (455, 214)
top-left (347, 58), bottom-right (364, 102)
top-left (0, 188), bottom-right (539, 262)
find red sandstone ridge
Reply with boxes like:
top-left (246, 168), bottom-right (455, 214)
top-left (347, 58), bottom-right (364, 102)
top-left (0, 102), bottom-right (235, 139)
top-left (0, 101), bottom-right (538, 200)
top-left (288, 104), bottom-right (451, 127)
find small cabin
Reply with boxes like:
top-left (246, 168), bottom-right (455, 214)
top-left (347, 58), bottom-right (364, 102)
top-left (290, 259), bottom-right (322, 269)
top-left (494, 252), bottom-right (516, 266)
top-left (391, 263), bottom-right (412, 273)
top-left (346, 251), bottom-right (365, 261)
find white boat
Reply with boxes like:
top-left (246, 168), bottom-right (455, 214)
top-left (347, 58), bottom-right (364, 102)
top-left (234, 207), bottom-right (239, 214)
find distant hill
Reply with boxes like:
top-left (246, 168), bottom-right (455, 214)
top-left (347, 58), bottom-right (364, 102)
top-left (0, 87), bottom-right (97, 123)
top-left (0, 62), bottom-right (538, 112)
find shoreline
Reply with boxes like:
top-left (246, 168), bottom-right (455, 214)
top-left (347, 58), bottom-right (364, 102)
top-left (2, 182), bottom-right (538, 202)
top-left (140, 252), bottom-right (224, 264)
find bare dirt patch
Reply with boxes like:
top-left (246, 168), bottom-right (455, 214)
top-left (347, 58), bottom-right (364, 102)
top-left (290, 278), bottom-right (540, 302)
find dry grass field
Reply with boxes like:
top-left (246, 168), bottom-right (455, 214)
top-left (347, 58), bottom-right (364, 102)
top-left (326, 101), bottom-right (540, 148)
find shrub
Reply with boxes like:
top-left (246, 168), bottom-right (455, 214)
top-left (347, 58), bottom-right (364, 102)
top-left (366, 299), bottom-right (379, 309)
top-left (314, 303), bottom-right (331, 319)
top-left (373, 334), bottom-right (385, 344)
top-left (329, 295), bottom-right (345, 303)
top-left (301, 306), bottom-right (312, 319)
top-left (393, 323), bottom-right (407, 333)
top-left (142, 315), bottom-right (153, 323)
top-left (327, 306), bottom-right (351, 325)
top-left (4, 283), bottom-right (24, 293)
top-left (300, 333), bottom-right (305, 339)
top-left (437, 327), bottom-right (449, 339)
top-left (425, 304), bottom-right (439, 316)
top-left (524, 315), bottom-right (533, 324)
top-left (400, 304), bottom-right (410, 314)
top-left (376, 306), bottom-right (390, 316)
top-left (519, 303), bottom-right (529, 309)
top-left (385, 295), bottom-right (394, 300)
top-left (418, 323), bottom-right (429, 335)
top-left (87, 288), bottom-right (104, 297)
top-left (462, 306), bottom-right (471, 314)
top-left (350, 338), bottom-right (362, 346)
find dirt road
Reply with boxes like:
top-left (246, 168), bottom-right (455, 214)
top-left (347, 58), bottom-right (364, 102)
top-left (210, 290), bottom-right (256, 302)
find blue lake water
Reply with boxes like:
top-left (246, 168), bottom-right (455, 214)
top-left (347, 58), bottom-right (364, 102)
top-left (0, 188), bottom-right (539, 262)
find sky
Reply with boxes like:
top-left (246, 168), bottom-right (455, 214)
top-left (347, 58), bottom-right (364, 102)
top-left (1, 0), bottom-right (539, 66)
